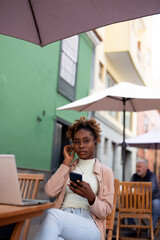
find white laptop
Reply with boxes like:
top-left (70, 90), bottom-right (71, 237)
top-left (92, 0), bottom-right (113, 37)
top-left (0, 154), bottom-right (49, 206)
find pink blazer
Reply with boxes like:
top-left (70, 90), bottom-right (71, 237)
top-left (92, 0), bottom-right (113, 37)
top-left (45, 158), bottom-right (114, 240)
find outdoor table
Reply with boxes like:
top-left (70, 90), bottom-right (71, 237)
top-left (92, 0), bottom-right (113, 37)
top-left (0, 202), bottom-right (53, 240)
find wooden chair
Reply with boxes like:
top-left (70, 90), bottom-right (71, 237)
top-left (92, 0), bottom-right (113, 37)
top-left (116, 182), bottom-right (154, 240)
top-left (106, 179), bottom-right (119, 240)
top-left (18, 173), bottom-right (44, 240)
top-left (154, 183), bottom-right (160, 236)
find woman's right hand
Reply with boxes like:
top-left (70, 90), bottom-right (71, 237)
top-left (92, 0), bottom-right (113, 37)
top-left (63, 145), bottom-right (75, 166)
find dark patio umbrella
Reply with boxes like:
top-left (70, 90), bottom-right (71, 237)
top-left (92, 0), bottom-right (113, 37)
top-left (120, 129), bottom-right (160, 174)
top-left (57, 82), bottom-right (160, 180)
top-left (0, 0), bottom-right (160, 47)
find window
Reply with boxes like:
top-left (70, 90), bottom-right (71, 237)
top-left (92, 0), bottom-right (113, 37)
top-left (126, 112), bottom-right (132, 130)
top-left (104, 138), bottom-right (108, 155)
top-left (137, 40), bottom-right (145, 68)
top-left (111, 142), bottom-right (116, 172)
top-left (137, 41), bottom-right (141, 52)
top-left (137, 41), bottom-right (142, 61)
top-left (119, 111), bottom-right (132, 130)
top-left (99, 62), bottom-right (104, 82)
top-left (106, 72), bottom-right (116, 88)
top-left (58, 35), bottom-right (79, 100)
top-left (51, 119), bottom-right (70, 173)
top-left (106, 72), bottom-right (118, 119)
top-left (144, 116), bottom-right (148, 132)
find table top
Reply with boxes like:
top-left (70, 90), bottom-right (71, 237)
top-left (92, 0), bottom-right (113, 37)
top-left (0, 202), bottom-right (54, 226)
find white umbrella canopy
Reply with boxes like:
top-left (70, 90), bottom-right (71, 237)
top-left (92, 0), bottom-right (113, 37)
top-left (57, 82), bottom-right (160, 180)
top-left (0, 0), bottom-right (160, 47)
top-left (122, 129), bottom-right (160, 175)
top-left (124, 130), bottom-right (160, 149)
top-left (57, 82), bottom-right (160, 112)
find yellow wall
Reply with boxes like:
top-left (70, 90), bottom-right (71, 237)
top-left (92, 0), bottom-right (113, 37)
top-left (104, 17), bottom-right (153, 86)
top-left (105, 22), bottom-right (130, 52)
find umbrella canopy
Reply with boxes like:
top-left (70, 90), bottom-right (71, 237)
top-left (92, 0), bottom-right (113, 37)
top-left (57, 82), bottom-right (160, 112)
top-left (121, 129), bottom-right (160, 174)
top-left (0, 0), bottom-right (160, 47)
top-left (124, 130), bottom-right (160, 149)
top-left (57, 82), bottom-right (160, 180)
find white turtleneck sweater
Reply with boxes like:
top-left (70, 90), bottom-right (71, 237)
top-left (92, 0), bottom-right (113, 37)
top-left (61, 158), bottom-right (98, 211)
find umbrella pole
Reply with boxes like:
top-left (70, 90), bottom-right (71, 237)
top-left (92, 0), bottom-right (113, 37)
top-left (155, 143), bottom-right (157, 176)
top-left (122, 98), bottom-right (126, 181)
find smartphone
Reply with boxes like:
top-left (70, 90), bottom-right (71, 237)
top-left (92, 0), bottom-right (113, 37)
top-left (69, 172), bottom-right (82, 187)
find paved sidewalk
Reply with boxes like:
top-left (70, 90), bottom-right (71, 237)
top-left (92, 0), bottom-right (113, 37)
top-left (112, 227), bottom-right (160, 239)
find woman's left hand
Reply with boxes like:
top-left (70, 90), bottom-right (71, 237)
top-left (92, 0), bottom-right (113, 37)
top-left (68, 180), bottom-right (96, 205)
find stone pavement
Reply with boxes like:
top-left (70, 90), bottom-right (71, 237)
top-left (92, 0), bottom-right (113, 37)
top-left (111, 227), bottom-right (160, 240)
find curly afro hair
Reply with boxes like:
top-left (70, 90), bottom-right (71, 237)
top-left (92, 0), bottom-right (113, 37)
top-left (66, 116), bottom-right (102, 143)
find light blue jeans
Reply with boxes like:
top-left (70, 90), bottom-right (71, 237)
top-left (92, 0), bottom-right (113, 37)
top-left (34, 208), bottom-right (101, 240)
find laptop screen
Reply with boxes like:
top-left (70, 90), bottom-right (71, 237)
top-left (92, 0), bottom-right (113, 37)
top-left (0, 155), bottom-right (22, 205)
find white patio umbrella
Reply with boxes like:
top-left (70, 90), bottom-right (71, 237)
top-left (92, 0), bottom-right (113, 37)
top-left (57, 82), bottom-right (160, 180)
top-left (122, 129), bottom-right (160, 174)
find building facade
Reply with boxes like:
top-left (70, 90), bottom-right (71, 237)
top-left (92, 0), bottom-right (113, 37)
top-left (93, 16), bottom-right (157, 181)
top-left (0, 32), bottom-right (100, 173)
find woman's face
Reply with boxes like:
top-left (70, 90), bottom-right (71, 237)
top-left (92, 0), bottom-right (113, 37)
top-left (73, 129), bottom-right (96, 160)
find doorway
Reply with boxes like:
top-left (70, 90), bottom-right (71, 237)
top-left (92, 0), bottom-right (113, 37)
top-left (51, 118), bottom-right (70, 173)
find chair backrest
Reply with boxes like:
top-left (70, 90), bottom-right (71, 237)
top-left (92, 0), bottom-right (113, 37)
top-left (18, 173), bottom-right (44, 199)
top-left (18, 173), bottom-right (44, 240)
top-left (118, 181), bottom-right (152, 214)
top-left (106, 179), bottom-right (119, 240)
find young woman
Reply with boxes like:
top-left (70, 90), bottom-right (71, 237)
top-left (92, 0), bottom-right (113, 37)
top-left (34, 116), bottom-right (114, 240)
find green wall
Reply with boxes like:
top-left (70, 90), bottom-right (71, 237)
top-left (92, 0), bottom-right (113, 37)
top-left (0, 33), bottom-right (93, 171)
